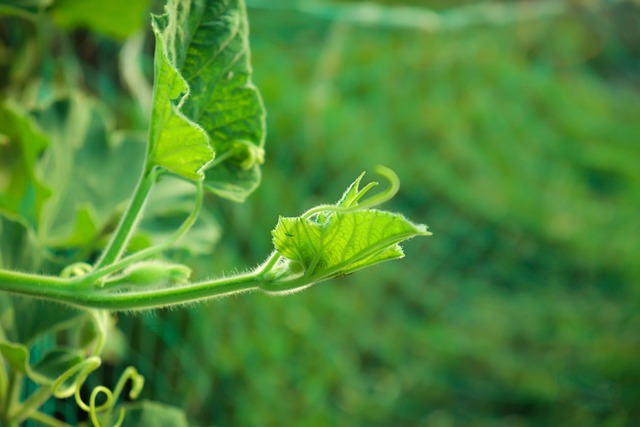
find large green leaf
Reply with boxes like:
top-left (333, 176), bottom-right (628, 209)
top-left (148, 22), bottom-right (213, 181)
top-left (0, 296), bottom-right (85, 347)
top-left (202, 156), bottom-right (263, 202)
top-left (0, 103), bottom-right (51, 230)
top-left (32, 347), bottom-right (84, 381)
top-left (0, 213), bottom-right (87, 395)
top-left (0, 342), bottom-right (84, 386)
top-left (0, 215), bottom-right (41, 272)
top-left (33, 95), bottom-right (146, 251)
top-left (52, 0), bottom-right (149, 39)
top-left (152, 0), bottom-right (266, 201)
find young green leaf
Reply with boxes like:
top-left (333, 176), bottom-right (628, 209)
top-left (272, 210), bottom-right (430, 283)
top-left (266, 168), bottom-right (431, 290)
top-left (335, 171), bottom-right (368, 208)
top-left (152, 0), bottom-right (266, 201)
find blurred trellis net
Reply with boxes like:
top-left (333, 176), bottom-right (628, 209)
top-left (44, 0), bottom-right (640, 425)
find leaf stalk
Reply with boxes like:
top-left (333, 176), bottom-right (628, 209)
top-left (93, 167), bottom-right (159, 270)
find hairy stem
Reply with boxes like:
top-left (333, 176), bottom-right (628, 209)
top-left (0, 269), bottom-right (79, 302)
top-left (0, 269), bottom-right (262, 311)
top-left (0, 177), bottom-right (263, 310)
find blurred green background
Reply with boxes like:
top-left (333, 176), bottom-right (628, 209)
top-left (4, 0), bottom-right (640, 425)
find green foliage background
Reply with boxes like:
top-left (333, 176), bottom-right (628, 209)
top-left (2, 0), bottom-right (640, 426)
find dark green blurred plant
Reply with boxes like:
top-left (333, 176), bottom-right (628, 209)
top-left (191, 1), bottom-right (640, 426)
top-left (0, 0), bottom-right (430, 425)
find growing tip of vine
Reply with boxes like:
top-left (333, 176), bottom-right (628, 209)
top-left (357, 165), bottom-right (400, 209)
top-left (375, 164), bottom-right (399, 193)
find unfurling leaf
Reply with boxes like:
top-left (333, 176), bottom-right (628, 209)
top-left (273, 210), bottom-right (429, 281)
top-left (269, 170), bottom-right (431, 286)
